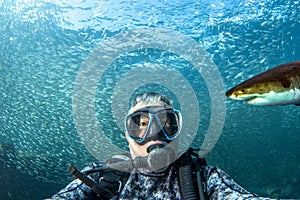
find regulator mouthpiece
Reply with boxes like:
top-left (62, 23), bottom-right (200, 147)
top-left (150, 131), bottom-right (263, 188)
top-left (147, 143), bottom-right (164, 153)
top-left (147, 144), bottom-right (176, 171)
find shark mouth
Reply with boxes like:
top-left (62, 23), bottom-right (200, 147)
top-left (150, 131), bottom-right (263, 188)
top-left (246, 96), bottom-right (258, 102)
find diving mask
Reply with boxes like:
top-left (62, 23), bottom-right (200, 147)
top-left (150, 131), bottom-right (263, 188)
top-left (125, 106), bottom-right (182, 144)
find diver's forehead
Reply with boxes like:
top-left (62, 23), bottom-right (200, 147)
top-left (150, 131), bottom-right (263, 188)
top-left (129, 102), bottom-right (166, 113)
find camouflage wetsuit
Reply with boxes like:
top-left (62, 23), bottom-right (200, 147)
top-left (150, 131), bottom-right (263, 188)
top-left (51, 157), bottom-right (274, 200)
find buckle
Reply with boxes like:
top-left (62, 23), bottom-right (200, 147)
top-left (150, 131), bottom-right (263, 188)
top-left (99, 177), bottom-right (123, 193)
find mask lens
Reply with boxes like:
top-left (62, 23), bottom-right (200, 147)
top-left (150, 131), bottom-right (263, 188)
top-left (157, 110), bottom-right (180, 138)
top-left (126, 112), bottom-right (150, 140)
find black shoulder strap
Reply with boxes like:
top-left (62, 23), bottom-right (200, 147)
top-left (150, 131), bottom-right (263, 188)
top-left (194, 156), bottom-right (207, 200)
top-left (178, 148), bottom-right (207, 200)
top-left (68, 156), bottom-right (131, 199)
top-left (68, 164), bottom-right (115, 199)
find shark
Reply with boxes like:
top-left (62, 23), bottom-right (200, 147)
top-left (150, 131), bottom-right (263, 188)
top-left (226, 60), bottom-right (300, 106)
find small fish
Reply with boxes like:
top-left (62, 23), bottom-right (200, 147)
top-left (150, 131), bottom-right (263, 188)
top-left (226, 61), bottom-right (300, 106)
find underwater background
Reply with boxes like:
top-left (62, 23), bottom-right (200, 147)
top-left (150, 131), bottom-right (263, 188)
top-left (1, 0), bottom-right (300, 199)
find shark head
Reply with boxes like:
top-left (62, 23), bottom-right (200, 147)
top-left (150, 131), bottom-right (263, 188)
top-left (226, 61), bottom-right (300, 106)
top-left (226, 81), bottom-right (299, 106)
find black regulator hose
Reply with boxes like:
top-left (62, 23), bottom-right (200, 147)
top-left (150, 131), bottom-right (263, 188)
top-left (179, 152), bottom-right (199, 200)
top-left (134, 144), bottom-right (175, 171)
top-left (107, 144), bottom-right (175, 172)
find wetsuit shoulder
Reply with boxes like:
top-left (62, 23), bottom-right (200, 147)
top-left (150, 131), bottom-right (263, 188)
top-left (201, 166), bottom-right (273, 200)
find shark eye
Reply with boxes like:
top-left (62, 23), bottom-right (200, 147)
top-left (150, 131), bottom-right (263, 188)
top-left (240, 89), bottom-right (245, 93)
top-left (258, 88), bottom-right (264, 94)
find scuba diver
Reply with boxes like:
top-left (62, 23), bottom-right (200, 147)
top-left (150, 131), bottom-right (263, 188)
top-left (51, 92), bottom-right (275, 200)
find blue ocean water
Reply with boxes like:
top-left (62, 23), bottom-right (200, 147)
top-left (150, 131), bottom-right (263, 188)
top-left (0, 0), bottom-right (300, 199)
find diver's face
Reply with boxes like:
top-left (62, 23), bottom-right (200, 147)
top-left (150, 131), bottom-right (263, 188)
top-left (125, 102), bottom-right (178, 159)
